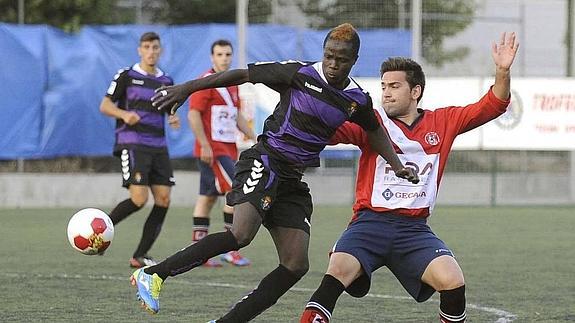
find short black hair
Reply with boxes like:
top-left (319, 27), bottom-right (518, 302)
top-left (211, 39), bottom-right (233, 54)
top-left (380, 57), bottom-right (426, 102)
top-left (323, 23), bottom-right (360, 57)
top-left (140, 31), bottom-right (160, 43)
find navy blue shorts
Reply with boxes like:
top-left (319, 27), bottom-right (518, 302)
top-left (333, 209), bottom-right (454, 302)
top-left (198, 155), bottom-right (236, 196)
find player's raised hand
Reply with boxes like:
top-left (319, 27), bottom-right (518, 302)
top-left (491, 32), bottom-right (519, 70)
top-left (151, 84), bottom-right (189, 115)
top-left (395, 167), bottom-right (420, 184)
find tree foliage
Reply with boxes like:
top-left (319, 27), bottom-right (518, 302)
top-left (0, 0), bottom-right (134, 32)
top-left (153, 0), bottom-right (271, 24)
top-left (0, 0), bottom-right (271, 30)
top-left (297, 0), bottom-right (475, 67)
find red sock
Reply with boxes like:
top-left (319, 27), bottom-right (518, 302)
top-left (300, 308), bottom-right (329, 323)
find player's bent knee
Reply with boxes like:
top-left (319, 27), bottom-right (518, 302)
top-left (326, 253), bottom-right (362, 283)
top-left (233, 232), bottom-right (254, 248)
top-left (423, 256), bottom-right (465, 291)
top-left (280, 257), bottom-right (309, 278)
top-left (436, 274), bottom-right (465, 292)
top-left (444, 281), bottom-right (464, 292)
top-left (326, 265), bottom-right (358, 283)
top-left (154, 196), bottom-right (170, 207)
top-left (131, 196), bottom-right (148, 208)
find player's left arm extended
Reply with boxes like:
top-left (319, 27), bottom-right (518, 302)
top-left (491, 32), bottom-right (519, 100)
top-left (366, 126), bottom-right (419, 184)
top-left (455, 32), bottom-right (518, 134)
top-left (152, 69), bottom-right (250, 114)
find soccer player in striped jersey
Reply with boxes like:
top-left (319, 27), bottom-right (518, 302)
top-left (99, 32), bottom-right (180, 268)
top-left (300, 32), bottom-right (519, 323)
top-left (188, 39), bottom-right (255, 268)
top-left (131, 23), bottom-right (419, 320)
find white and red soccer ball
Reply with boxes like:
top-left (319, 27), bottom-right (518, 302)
top-left (67, 208), bottom-right (114, 255)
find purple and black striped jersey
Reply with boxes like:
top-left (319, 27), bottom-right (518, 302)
top-left (105, 63), bottom-right (173, 154)
top-left (248, 61), bottom-right (379, 167)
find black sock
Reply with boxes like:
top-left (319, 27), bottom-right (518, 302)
top-left (217, 264), bottom-right (303, 322)
top-left (304, 274), bottom-right (345, 321)
top-left (439, 285), bottom-right (466, 322)
top-left (108, 198), bottom-right (142, 225)
top-left (223, 212), bottom-right (233, 231)
top-left (133, 205), bottom-right (167, 258)
top-left (145, 230), bottom-right (239, 280)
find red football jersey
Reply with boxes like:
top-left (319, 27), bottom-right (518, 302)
top-left (189, 69), bottom-right (242, 159)
top-left (330, 88), bottom-right (510, 219)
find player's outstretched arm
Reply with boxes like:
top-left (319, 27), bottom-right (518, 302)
top-left (491, 32), bottom-right (519, 100)
top-left (152, 69), bottom-right (250, 114)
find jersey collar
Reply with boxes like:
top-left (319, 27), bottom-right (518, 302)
top-left (133, 63), bottom-right (165, 77)
top-left (312, 62), bottom-right (358, 91)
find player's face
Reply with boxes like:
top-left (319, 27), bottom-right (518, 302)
top-left (322, 39), bottom-right (357, 89)
top-left (381, 71), bottom-right (419, 118)
top-left (211, 45), bottom-right (233, 73)
top-left (138, 39), bottom-right (162, 67)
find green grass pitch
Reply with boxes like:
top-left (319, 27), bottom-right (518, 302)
top-left (2, 206), bottom-right (574, 322)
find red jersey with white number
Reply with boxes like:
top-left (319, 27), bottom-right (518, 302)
top-left (189, 69), bottom-right (242, 158)
top-left (330, 88), bottom-right (510, 219)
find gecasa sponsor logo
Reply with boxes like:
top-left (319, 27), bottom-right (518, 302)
top-left (383, 188), bottom-right (427, 201)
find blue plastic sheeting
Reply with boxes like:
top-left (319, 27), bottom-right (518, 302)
top-left (0, 24), bottom-right (48, 157)
top-left (0, 23), bottom-right (410, 158)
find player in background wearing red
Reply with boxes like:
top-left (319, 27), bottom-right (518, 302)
top-left (300, 32), bottom-right (518, 323)
top-left (188, 39), bottom-right (255, 267)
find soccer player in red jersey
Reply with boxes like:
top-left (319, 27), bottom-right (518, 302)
top-left (300, 32), bottom-right (519, 323)
top-left (188, 39), bottom-right (255, 267)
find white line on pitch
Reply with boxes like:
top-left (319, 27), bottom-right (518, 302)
top-left (4, 272), bottom-right (516, 322)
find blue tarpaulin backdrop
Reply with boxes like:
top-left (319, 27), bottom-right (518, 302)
top-left (0, 23), bottom-right (410, 158)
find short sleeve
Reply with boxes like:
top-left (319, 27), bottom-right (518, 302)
top-left (248, 61), bottom-right (305, 88)
top-left (349, 93), bottom-right (380, 131)
top-left (189, 89), bottom-right (212, 112)
top-left (105, 68), bottom-right (129, 102)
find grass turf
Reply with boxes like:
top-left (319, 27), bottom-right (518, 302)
top-left (2, 206), bottom-right (574, 322)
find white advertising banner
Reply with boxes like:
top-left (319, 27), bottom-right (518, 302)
top-left (246, 77), bottom-right (575, 151)
top-left (481, 78), bottom-right (575, 150)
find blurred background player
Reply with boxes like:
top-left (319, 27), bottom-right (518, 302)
top-left (132, 23), bottom-right (418, 321)
top-left (300, 32), bottom-right (519, 323)
top-left (99, 31), bottom-right (180, 268)
top-left (188, 39), bottom-right (255, 267)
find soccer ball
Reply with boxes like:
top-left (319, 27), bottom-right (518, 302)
top-left (67, 208), bottom-right (114, 255)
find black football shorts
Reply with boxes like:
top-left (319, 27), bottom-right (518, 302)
top-left (226, 146), bottom-right (313, 234)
